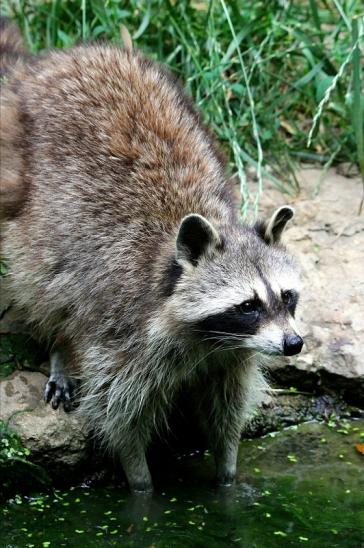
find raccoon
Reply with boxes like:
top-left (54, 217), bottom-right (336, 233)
top-left (0, 19), bottom-right (303, 492)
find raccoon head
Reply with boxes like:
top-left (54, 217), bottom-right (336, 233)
top-left (164, 206), bottom-right (303, 357)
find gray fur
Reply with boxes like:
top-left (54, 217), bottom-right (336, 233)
top-left (0, 22), bottom-right (302, 492)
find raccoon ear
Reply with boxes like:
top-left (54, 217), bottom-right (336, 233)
top-left (256, 206), bottom-right (294, 245)
top-left (176, 214), bottom-right (221, 266)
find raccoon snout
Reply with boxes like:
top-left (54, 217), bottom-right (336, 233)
top-left (283, 333), bottom-right (303, 356)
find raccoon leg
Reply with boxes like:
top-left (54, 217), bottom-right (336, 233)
top-left (214, 442), bottom-right (239, 487)
top-left (44, 346), bottom-right (79, 412)
top-left (198, 369), bottom-right (244, 487)
top-left (119, 435), bottom-right (153, 494)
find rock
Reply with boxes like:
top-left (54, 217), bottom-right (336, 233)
top-left (245, 392), bottom-right (356, 438)
top-left (255, 167), bottom-right (364, 406)
top-left (0, 371), bottom-right (91, 473)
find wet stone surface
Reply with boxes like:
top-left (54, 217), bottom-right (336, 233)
top-left (1, 419), bottom-right (363, 547)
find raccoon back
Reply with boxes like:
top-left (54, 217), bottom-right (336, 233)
top-left (1, 41), bottom-right (235, 337)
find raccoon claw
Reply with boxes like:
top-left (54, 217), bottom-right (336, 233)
top-left (44, 375), bottom-right (78, 412)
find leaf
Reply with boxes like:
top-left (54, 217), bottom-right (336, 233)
top-left (294, 62), bottom-right (323, 88)
top-left (221, 29), bottom-right (249, 64)
top-left (280, 120), bottom-right (297, 136)
top-left (133, 5), bottom-right (151, 40)
top-left (57, 29), bottom-right (73, 47)
top-left (274, 531), bottom-right (288, 537)
top-left (355, 443), bottom-right (364, 455)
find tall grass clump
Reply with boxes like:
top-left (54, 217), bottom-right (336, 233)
top-left (1, 0), bottom-right (363, 215)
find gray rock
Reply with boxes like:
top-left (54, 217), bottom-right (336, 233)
top-left (245, 392), bottom-right (354, 437)
top-left (0, 371), bottom-right (91, 470)
top-left (255, 167), bottom-right (364, 405)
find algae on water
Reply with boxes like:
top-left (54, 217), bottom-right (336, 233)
top-left (1, 419), bottom-right (363, 547)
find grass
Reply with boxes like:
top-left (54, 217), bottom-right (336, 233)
top-left (1, 0), bottom-right (363, 215)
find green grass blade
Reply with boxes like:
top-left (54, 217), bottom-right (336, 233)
top-left (352, 16), bottom-right (364, 186)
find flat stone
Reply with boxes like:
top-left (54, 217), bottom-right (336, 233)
top-left (0, 371), bottom-right (90, 469)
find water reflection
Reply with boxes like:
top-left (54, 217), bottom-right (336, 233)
top-left (1, 419), bottom-right (364, 547)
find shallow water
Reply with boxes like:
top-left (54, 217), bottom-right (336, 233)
top-left (2, 420), bottom-right (364, 547)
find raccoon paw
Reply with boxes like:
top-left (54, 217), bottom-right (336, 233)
top-left (44, 375), bottom-right (79, 412)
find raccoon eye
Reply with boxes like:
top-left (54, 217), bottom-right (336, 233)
top-left (237, 300), bottom-right (259, 314)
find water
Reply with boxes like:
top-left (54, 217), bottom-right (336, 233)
top-left (1, 420), bottom-right (363, 547)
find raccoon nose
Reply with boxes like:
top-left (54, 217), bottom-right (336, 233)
top-left (283, 334), bottom-right (303, 356)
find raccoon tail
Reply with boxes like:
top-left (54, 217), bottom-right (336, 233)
top-left (0, 17), bottom-right (27, 80)
top-left (0, 18), bottom-right (27, 220)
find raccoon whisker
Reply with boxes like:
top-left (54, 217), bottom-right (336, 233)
top-left (200, 337), bottom-right (252, 346)
top-left (207, 334), bottom-right (250, 341)
top-left (214, 347), bottom-right (264, 363)
top-left (214, 345), bottom-right (246, 354)
top-left (210, 331), bottom-right (250, 338)
top-left (245, 336), bottom-right (282, 355)
top-left (185, 340), bottom-right (224, 376)
top-left (193, 329), bottom-right (251, 339)
top-left (213, 339), bottom-right (246, 349)
top-left (200, 336), bottom-right (244, 344)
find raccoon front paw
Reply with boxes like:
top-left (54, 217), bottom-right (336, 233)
top-left (44, 375), bottom-right (79, 412)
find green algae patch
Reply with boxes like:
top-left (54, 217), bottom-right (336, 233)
top-left (1, 419), bottom-right (363, 546)
top-left (0, 421), bottom-right (51, 497)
